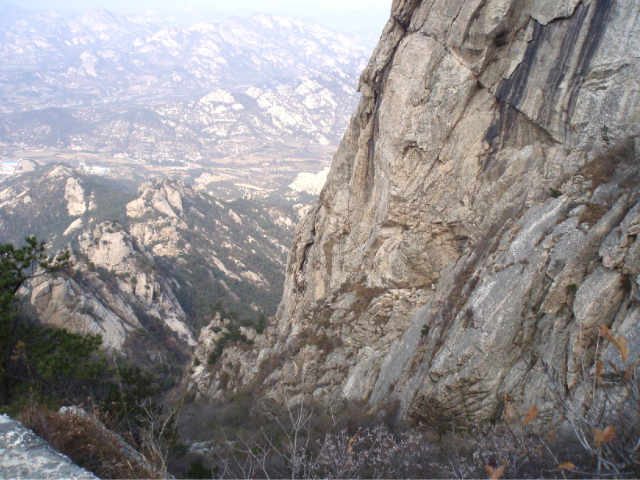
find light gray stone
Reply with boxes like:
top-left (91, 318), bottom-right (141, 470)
top-left (0, 414), bottom-right (97, 479)
top-left (25, 220), bottom-right (195, 357)
top-left (206, 0), bottom-right (640, 428)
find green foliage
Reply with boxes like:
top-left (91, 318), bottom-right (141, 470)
top-left (255, 313), bottom-right (267, 335)
top-left (421, 324), bottom-right (430, 336)
top-left (6, 324), bottom-right (106, 403)
top-left (0, 236), bottom-right (108, 407)
top-left (102, 362), bottom-right (180, 458)
top-left (23, 326), bottom-right (104, 382)
top-left (207, 341), bottom-right (225, 365)
top-left (186, 460), bottom-right (213, 479)
top-left (166, 250), bottom-right (280, 328)
top-left (155, 192), bottom-right (290, 329)
top-left (0, 236), bottom-right (50, 327)
top-left (105, 365), bottom-right (163, 427)
top-left (97, 267), bottom-right (119, 292)
top-left (207, 325), bottom-right (252, 366)
top-left (0, 235), bottom-right (181, 475)
top-left (1, 238), bottom-right (69, 374)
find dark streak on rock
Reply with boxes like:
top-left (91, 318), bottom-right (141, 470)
top-left (482, 101), bottom-right (556, 172)
top-left (496, 21), bottom-right (544, 107)
top-left (537, 3), bottom-right (590, 123)
top-left (566, 0), bottom-right (615, 119)
top-left (496, 0), bottom-right (614, 137)
top-left (365, 93), bottom-right (384, 202)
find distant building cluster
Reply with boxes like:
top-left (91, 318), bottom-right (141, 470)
top-left (0, 161), bottom-right (19, 175)
top-left (79, 163), bottom-right (110, 174)
top-left (195, 173), bottom-right (211, 184)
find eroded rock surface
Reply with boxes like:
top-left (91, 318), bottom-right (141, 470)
top-left (186, 313), bottom-right (261, 401)
top-left (27, 221), bottom-right (195, 364)
top-left (211, 0), bottom-right (640, 427)
top-left (64, 177), bottom-right (87, 216)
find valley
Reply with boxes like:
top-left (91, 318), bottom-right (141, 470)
top-left (0, 7), bottom-right (358, 369)
top-left (0, 5), bottom-right (370, 199)
top-left (2, 0), bottom-right (640, 478)
top-left (0, 142), bottom-right (330, 200)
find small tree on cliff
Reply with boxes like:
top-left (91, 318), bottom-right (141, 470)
top-left (0, 236), bottom-right (106, 406)
top-left (0, 237), bottom-right (66, 369)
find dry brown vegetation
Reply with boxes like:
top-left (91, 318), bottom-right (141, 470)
top-left (19, 405), bottom-right (163, 479)
top-left (349, 284), bottom-right (385, 316)
top-left (579, 203), bottom-right (610, 227)
top-left (581, 138), bottom-right (636, 189)
top-left (174, 323), bottom-right (640, 479)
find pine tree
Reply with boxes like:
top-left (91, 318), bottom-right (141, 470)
top-left (0, 236), bottom-right (75, 405)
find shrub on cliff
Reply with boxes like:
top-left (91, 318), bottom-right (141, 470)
top-left (0, 237), bottom-right (107, 407)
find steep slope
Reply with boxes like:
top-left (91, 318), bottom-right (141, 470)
top-left (219, 0), bottom-right (640, 427)
top-left (27, 220), bottom-right (195, 367)
top-left (0, 165), bottom-right (297, 367)
top-left (125, 179), bottom-right (296, 320)
top-left (0, 164), bottom-right (136, 250)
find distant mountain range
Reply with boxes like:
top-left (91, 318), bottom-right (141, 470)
top-left (0, 6), bottom-right (373, 160)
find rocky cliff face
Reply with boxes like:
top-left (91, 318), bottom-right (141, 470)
top-left (28, 220), bottom-right (195, 364)
top-left (218, 0), bottom-right (640, 427)
top-left (124, 179), bottom-right (296, 320)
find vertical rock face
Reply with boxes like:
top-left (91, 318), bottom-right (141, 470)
top-left (225, 0), bottom-right (640, 427)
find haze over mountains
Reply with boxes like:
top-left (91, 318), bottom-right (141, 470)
top-left (0, 4), bottom-right (378, 209)
top-left (0, 5), bottom-right (373, 372)
top-left (5, 1), bottom-right (390, 36)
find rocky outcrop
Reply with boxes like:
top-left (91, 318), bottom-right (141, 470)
top-left (186, 314), bottom-right (261, 401)
top-left (2, 166), bottom-right (297, 366)
top-left (124, 179), bottom-right (295, 319)
top-left (64, 177), bottom-right (87, 216)
top-left (218, 0), bottom-right (640, 427)
top-left (126, 181), bottom-right (191, 258)
top-left (27, 221), bottom-right (195, 363)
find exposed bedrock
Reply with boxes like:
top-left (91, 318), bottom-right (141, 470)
top-left (213, 0), bottom-right (640, 428)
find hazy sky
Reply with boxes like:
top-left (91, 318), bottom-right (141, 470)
top-left (7, 0), bottom-right (392, 36)
top-left (14, 0), bottom-right (393, 15)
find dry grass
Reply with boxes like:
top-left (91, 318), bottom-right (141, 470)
top-left (19, 404), bottom-right (161, 479)
top-left (579, 203), bottom-right (609, 227)
top-left (306, 330), bottom-right (343, 353)
top-left (349, 284), bottom-right (385, 316)
top-left (581, 138), bottom-right (636, 189)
